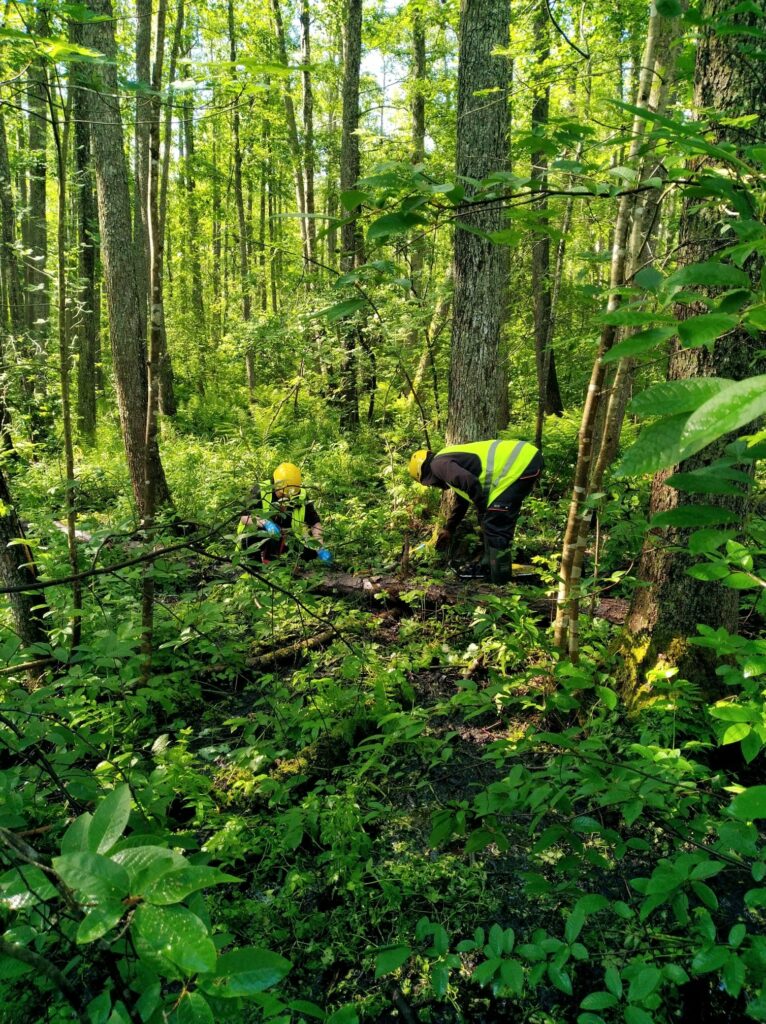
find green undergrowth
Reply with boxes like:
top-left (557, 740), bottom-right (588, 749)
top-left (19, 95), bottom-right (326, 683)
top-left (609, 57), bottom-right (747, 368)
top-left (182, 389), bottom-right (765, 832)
top-left (1, 415), bottom-right (764, 1023)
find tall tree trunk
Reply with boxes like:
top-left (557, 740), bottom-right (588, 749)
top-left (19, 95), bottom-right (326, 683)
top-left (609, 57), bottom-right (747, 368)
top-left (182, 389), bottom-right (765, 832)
top-left (446, 0), bottom-right (510, 445)
top-left (338, 0), bottom-right (364, 430)
top-left (300, 0), bottom-right (317, 270)
top-left (531, 0), bottom-right (564, 445)
top-left (0, 468), bottom-right (48, 648)
top-left (72, 71), bottom-right (98, 441)
top-left (134, 0), bottom-right (152, 342)
top-left (624, 0), bottom-right (766, 690)
top-left (554, 0), bottom-right (672, 654)
top-left (271, 0), bottom-right (309, 266)
top-left (228, 0), bottom-right (253, 395)
top-left (182, 89), bottom-right (206, 384)
top-left (79, 0), bottom-right (171, 521)
top-left (0, 111), bottom-right (24, 453)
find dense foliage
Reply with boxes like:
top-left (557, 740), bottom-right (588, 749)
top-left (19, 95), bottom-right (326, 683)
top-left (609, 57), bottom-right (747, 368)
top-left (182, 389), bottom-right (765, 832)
top-left (0, 0), bottom-right (765, 1022)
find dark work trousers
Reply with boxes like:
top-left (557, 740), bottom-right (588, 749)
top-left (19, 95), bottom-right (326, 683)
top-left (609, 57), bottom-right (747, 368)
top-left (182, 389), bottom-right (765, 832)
top-left (482, 451), bottom-right (544, 551)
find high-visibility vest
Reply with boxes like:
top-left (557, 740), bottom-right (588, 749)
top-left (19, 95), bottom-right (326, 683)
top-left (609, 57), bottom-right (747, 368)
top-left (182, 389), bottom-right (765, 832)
top-left (260, 490), bottom-right (307, 536)
top-left (436, 439), bottom-right (537, 506)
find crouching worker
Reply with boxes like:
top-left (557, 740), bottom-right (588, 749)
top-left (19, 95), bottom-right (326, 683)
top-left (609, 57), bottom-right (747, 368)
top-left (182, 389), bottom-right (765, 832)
top-left (408, 439), bottom-right (543, 584)
top-left (239, 461), bottom-right (332, 565)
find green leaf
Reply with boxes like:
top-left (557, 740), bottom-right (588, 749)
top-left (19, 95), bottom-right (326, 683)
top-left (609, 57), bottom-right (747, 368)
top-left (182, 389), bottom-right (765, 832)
top-left (77, 902), bottom-right (124, 944)
top-left (88, 785), bottom-right (132, 854)
top-left (581, 992), bottom-right (619, 1010)
top-left (728, 924), bottom-right (746, 948)
top-left (678, 375), bottom-right (766, 461)
top-left (745, 888), bottom-right (766, 909)
top-left (663, 963), bottom-right (689, 985)
top-left (722, 723), bottom-right (751, 744)
top-left (373, 945), bottom-right (411, 978)
top-left (499, 958), bottom-right (524, 995)
top-left (731, 786), bottom-right (766, 819)
top-left (112, 845), bottom-right (182, 892)
top-left (199, 946), bottom-right (291, 997)
top-left (133, 904), bottom-right (216, 976)
top-left (574, 894), bottom-right (609, 916)
top-left (339, 190), bottom-right (371, 211)
top-left (61, 813), bottom-right (93, 854)
top-left (628, 966), bottom-right (661, 1002)
top-left (624, 1008), bottom-right (654, 1024)
top-left (144, 866), bottom-right (238, 906)
top-left (615, 414), bottom-right (689, 478)
top-left (688, 529), bottom-right (734, 554)
top-left (566, 910), bottom-right (585, 943)
top-left (325, 1006), bottom-right (359, 1024)
top-left (687, 563), bottom-right (730, 581)
top-left (605, 966), bottom-right (623, 997)
top-left (634, 267), bottom-right (664, 291)
top-left (601, 308), bottom-right (658, 327)
top-left (173, 992), bottom-right (214, 1024)
top-left (629, 378), bottom-right (732, 417)
top-left (53, 852), bottom-right (129, 903)
top-left (678, 314), bottom-right (738, 348)
top-left (722, 955), bottom-right (746, 998)
top-left (691, 946), bottom-right (729, 974)
top-left (367, 211), bottom-right (426, 242)
top-left (666, 261), bottom-right (750, 290)
top-left (722, 572), bottom-right (760, 590)
top-left (650, 505), bottom-right (738, 528)
top-left (312, 297), bottom-right (367, 324)
top-left (548, 965), bottom-right (573, 995)
top-left (472, 958), bottom-right (501, 985)
top-left (601, 326), bottom-right (676, 364)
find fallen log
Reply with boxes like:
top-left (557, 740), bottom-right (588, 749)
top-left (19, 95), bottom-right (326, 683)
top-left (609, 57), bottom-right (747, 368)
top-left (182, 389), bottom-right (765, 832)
top-left (311, 571), bottom-right (628, 625)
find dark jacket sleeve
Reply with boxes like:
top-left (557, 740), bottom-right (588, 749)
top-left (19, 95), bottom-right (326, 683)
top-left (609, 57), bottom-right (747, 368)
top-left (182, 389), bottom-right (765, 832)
top-left (444, 493), bottom-right (470, 533)
top-left (430, 457), bottom-right (487, 520)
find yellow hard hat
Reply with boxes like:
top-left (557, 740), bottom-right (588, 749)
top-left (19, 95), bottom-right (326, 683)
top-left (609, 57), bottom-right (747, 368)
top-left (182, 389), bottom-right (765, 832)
top-left (273, 461), bottom-right (302, 497)
top-left (408, 449), bottom-right (428, 482)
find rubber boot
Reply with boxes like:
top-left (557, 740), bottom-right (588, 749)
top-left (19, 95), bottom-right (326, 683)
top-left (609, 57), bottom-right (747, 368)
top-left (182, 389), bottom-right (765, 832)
top-left (488, 546), bottom-right (512, 584)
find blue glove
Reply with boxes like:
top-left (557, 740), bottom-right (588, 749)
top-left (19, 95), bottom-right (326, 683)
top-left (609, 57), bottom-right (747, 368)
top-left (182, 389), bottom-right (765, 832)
top-left (263, 519), bottom-right (281, 538)
top-left (317, 547), bottom-right (333, 564)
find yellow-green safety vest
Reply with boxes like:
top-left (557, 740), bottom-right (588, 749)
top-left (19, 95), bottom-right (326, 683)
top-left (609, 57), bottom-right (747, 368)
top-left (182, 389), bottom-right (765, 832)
top-left (261, 490), bottom-right (307, 536)
top-left (436, 439), bottom-right (537, 507)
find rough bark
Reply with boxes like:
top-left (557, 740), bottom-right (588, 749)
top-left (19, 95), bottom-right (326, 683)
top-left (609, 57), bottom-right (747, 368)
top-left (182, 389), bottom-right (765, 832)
top-left (531, 0), bottom-right (564, 444)
top-left (446, 0), bottom-right (510, 445)
top-left (300, 0), bottom-right (317, 269)
top-left (79, 0), bottom-right (171, 520)
top-left (27, 9), bottom-right (49, 337)
top-left (134, 0), bottom-right (152, 341)
top-left (338, 0), bottom-right (364, 429)
top-left (271, 0), bottom-right (309, 266)
top-left (624, 0), bottom-right (766, 690)
top-left (554, 0), bottom-right (670, 653)
top-left (0, 111), bottom-right (23, 453)
top-left (72, 72), bottom-right (98, 440)
top-left (0, 468), bottom-right (48, 648)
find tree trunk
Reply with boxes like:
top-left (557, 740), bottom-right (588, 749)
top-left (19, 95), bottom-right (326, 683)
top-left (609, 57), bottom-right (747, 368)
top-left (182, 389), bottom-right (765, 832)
top-left (301, 0), bottom-right (317, 270)
top-left (531, 0), bottom-right (564, 444)
top-left (338, 0), bottom-right (364, 430)
top-left (0, 468), bottom-right (48, 648)
top-left (624, 0), bottom-right (766, 690)
top-left (134, 0), bottom-right (152, 343)
top-left (72, 71), bottom-right (98, 441)
top-left (446, 0), bottom-right (510, 445)
top-left (78, 0), bottom-right (171, 521)
top-left (0, 111), bottom-right (24, 453)
top-left (272, 0), bottom-right (309, 266)
top-left (554, 0), bottom-right (673, 654)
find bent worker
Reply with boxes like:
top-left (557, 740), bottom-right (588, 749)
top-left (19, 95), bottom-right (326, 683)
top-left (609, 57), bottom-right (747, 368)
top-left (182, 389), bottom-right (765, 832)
top-left (239, 461), bottom-right (331, 565)
top-left (408, 439), bottom-right (543, 584)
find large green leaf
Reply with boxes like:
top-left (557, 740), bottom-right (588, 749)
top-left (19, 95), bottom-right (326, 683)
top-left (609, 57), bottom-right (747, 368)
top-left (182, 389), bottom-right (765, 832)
top-left (89, 785), bottom-right (132, 854)
top-left (614, 413), bottom-right (690, 478)
top-left (374, 945), bottom-right (411, 978)
top-left (665, 261), bottom-right (751, 290)
top-left (198, 947), bottom-right (291, 997)
top-left (678, 313), bottom-right (739, 348)
top-left (678, 375), bottom-right (766, 460)
top-left (367, 211), bottom-right (426, 242)
top-left (629, 378), bottom-right (732, 418)
top-left (53, 852), bottom-right (130, 903)
top-left (311, 297), bottom-right (367, 324)
top-left (143, 866), bottom-right (238, 906)
top-left (173, 992), bottom-right (214, 1024)
top-left (77, 902), bottom-right (124, 944)
top-left (112, 845), bottom-right (183, 892)
top-left (730, 786), bottom-right (766, 820)
top-left (649, 505), bottom-right (738, 528)
top-left (133, 904), bottom-right (216, 976)
top-left (601, 325), bottom-right (676, 364)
